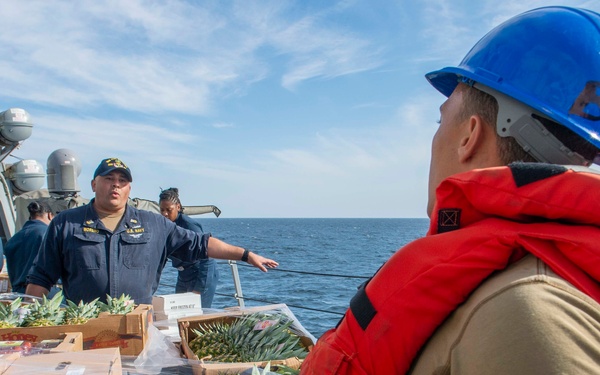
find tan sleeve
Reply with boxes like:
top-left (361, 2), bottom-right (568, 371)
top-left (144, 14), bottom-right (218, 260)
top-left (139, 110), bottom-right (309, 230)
top-left (449, 281), bottom-right (600, 374)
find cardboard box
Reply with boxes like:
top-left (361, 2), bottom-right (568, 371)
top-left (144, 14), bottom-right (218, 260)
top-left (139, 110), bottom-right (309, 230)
top-left (0, 274), bottom-right (11, 293)
top-left (0, 331), bottom-right (82, 371)
top-left (0, 304), bottom-right (152, 356)
top-left (153, 293), bottom-right (201, 313)
top-left (189, 357), bottom-right (303, 375)
top-left (39, 331), bottom-right (83, 353)
top-left (178, 304), bottom-right (313, 375)
top-left (0, 332), bottom-right (82, 355)
top-left (154, 307), bottom-right (204, 322)
top-left (0, 352), bottom-right (21, 373)
top-left (3, 347), bottom-right (122, 374)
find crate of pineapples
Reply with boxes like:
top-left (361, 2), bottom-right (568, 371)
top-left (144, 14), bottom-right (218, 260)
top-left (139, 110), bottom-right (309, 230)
top-left (0, 291), bottom-right (153, 356)
top-left (179, 304), bottom-right (313, 375)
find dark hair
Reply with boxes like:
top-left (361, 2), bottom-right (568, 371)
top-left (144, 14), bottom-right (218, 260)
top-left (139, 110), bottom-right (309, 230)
top-left (459, 85), bottom-right (536, 164)
top-left (27, 201), bottom-right (53, 220)
top-left (460, 85), bottom-right (600, 164)
top-left (159, 187), bottom-right (183, 210)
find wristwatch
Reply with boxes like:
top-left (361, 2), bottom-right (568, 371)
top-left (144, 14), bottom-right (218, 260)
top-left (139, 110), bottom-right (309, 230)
top-left (241, 249), bottom-right (250, 262)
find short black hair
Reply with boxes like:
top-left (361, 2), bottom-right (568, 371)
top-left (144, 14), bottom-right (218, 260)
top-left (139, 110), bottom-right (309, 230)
top-left (159, 187), bottom-right (182, 207)
top-left (27, 201), bottom-right (52, 220)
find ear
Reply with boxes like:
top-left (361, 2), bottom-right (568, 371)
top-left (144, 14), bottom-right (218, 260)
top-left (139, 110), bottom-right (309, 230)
top-left (457, 115), bottom-right (486, 164)
top-left (91, 179), bottom-right (97, 192)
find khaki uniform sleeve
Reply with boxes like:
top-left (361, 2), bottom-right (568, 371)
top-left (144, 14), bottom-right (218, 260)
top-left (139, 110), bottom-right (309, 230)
top-left (448, 281), bottom-right (600, 374)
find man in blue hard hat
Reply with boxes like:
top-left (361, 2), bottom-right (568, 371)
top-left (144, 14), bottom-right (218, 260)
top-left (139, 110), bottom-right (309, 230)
top-left (301, 7), bottom-right (600, 374)
top-left (26, 157), bottom-right (278, 305)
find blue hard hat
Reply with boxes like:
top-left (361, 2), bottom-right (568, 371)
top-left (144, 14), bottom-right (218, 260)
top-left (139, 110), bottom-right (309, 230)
top-left (426, 6), bottom-right (600, 150)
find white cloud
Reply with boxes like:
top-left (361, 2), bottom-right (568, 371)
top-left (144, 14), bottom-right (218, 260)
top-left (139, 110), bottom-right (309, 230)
top-left (212, 122), bottom-right (234, 129)
top-left (208, 91), bottom-right (439, 217)
top-left (3, 0), bottom-right (599, 218)
top-left (0, 1), bottom-right (260, 114)
top-left (0, 0), bottom-right (382, 114)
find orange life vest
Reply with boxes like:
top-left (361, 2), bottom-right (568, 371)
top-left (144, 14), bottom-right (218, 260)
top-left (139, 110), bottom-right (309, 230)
top-left (300, 164), bottom-right (600, 374)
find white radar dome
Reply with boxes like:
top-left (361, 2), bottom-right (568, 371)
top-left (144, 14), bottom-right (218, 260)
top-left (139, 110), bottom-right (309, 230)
top-left (47, 148), bottom-right (81, 194)
top-left (6, 159), bottom-right (45, 193)
top-left (0, 108), bottom-right (33, 146)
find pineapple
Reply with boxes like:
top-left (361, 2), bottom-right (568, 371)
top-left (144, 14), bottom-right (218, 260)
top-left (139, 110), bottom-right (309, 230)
top-left (230, 312), bottom-right (307, 363)
top-left (189, 320), bottom-right (235, 361)
top-left (21, 291), bottom-right (65, 327)
top-left (189, 312), bottom-right (308, 363)
top-left (97, 294), bottom-right (134, 315)
top-left (0, 298), bottom-right (23, 328)
top-left (64, 297), bottom-right (100, 325)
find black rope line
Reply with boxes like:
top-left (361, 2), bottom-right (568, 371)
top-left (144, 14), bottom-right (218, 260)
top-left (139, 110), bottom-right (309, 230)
top-left (158, 263), bottom-right (366, 317)
top-left (158, 282), bottom-right (346, 317)
top-left (213, 292), bottom-right (345, 316)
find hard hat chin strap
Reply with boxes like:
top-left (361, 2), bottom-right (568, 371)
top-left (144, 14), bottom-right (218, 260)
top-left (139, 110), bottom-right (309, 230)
top-left (474, 83), bottom-right (589, 166)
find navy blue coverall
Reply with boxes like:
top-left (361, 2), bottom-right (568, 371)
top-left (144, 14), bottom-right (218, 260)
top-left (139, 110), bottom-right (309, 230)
top-left (27, 199), bottom-right (211, 304)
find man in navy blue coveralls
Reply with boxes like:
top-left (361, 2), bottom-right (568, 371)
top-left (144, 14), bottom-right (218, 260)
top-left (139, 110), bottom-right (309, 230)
top-left (5, 201), bottom-right (54, 294)
top-left (25, 158), bottom-right (278, 304)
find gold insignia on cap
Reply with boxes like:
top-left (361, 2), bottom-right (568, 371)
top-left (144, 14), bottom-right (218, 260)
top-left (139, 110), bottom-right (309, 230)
top-left (105, 158), bottom-right (128, 169)
top-left (85, 220), bottom-right (94, 225)
top-left (130, 219), bottom-right (138, 223)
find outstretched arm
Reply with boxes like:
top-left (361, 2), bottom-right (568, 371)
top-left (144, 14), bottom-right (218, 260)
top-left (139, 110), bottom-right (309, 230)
top-left (25, 284), bottom-right (49, 298)
top-left (206, 237), bottom-right (278, 272)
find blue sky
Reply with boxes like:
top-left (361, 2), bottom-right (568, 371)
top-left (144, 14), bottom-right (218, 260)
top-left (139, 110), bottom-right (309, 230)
top-left (1, 0), bottom-right (598, 218)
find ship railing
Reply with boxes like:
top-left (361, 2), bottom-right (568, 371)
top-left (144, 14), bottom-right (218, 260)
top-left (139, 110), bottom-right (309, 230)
top-left (159, 260), bottom-right (370, 317)
top-left (227, 260), bottom-right (245, 309)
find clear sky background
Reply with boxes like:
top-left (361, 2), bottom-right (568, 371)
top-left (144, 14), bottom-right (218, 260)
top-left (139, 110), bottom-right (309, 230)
top-left (1, 0), bottom-right (598, 218)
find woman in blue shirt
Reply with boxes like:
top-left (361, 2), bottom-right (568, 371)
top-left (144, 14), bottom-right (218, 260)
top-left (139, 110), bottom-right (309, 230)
top-left (159, 188), bottom-right (219, 308)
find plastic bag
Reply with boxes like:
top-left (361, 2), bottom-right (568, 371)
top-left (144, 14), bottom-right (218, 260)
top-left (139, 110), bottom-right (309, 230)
top-left (132, 324), bottom-right (189, 374)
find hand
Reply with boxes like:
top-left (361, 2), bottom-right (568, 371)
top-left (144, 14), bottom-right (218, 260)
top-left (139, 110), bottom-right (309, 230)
top-left (247, 252), bottom-right (279, 272)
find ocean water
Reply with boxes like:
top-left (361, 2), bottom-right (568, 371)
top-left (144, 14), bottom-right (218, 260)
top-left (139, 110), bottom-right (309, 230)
top-left (155, 218), bottom-right (430, 339)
